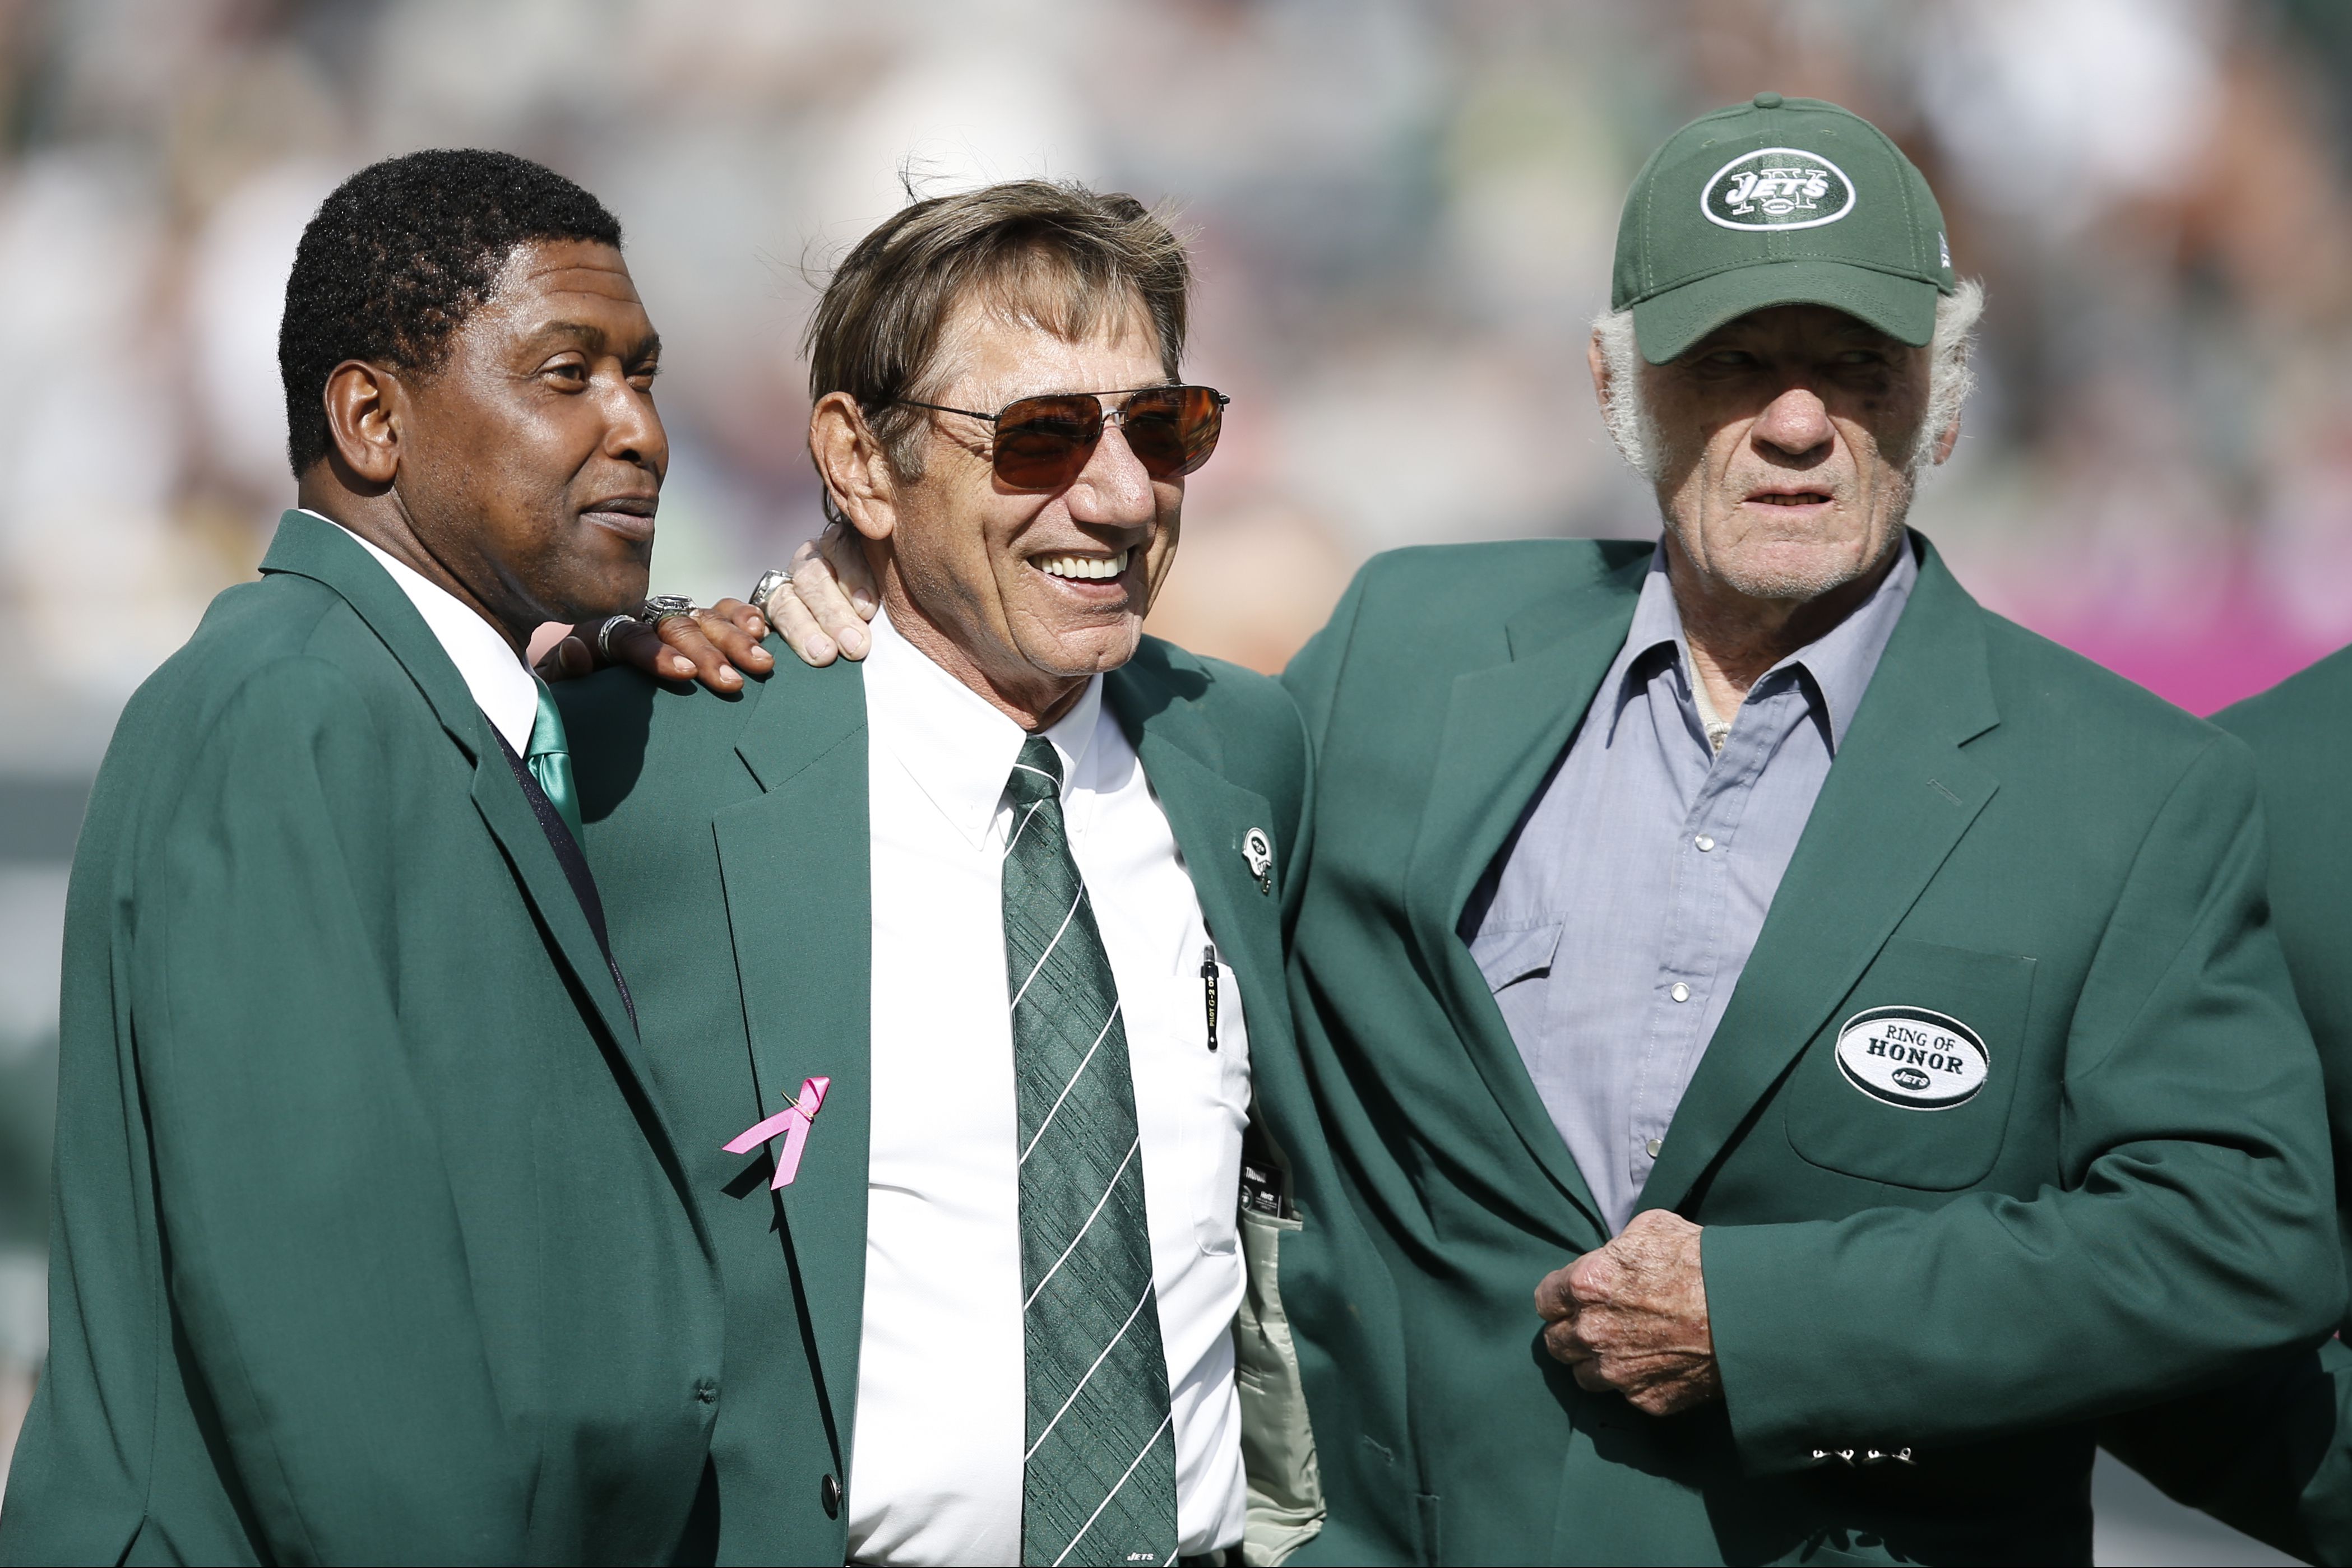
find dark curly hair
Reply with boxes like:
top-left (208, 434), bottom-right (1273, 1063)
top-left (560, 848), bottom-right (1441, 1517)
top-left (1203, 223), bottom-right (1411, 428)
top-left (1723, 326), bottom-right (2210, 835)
top-left (278, 149), bottom-right (623, 476)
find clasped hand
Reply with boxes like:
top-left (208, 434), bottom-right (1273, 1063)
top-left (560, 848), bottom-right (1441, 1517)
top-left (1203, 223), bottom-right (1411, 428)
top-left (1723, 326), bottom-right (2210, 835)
top-left (536, 523), bottom-right (879, 689)
top-left (1534, 1208), bottom-right (1721, 1417)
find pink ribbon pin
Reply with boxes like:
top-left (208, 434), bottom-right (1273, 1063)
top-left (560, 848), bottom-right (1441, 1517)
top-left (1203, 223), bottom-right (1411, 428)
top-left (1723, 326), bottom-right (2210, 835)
top-left (725, 1076), bottom-right (831, 1189)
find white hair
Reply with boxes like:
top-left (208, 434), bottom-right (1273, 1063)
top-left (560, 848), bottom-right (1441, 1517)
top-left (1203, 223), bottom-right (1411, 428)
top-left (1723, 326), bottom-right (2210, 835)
top-left (1914, 279), bottom-right (1984, 468)
top-left (1592, 278), bottom-right (1987, 481)
top-left (1592, 305), bottom-right (1659, 480)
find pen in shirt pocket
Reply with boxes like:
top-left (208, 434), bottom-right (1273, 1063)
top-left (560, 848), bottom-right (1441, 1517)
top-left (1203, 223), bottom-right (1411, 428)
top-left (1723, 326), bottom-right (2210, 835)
top-left (1201, 943), bottom-right (1220, 1052)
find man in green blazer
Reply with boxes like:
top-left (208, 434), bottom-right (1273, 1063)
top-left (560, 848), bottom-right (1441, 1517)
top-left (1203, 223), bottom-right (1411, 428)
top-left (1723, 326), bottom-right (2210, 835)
top-left (1267, 98), bottom-right (2341, 1565)
top-left (555, 182), bottom-right (1409, 1565)
top-left (0, 152), bottom-right (722, 1563)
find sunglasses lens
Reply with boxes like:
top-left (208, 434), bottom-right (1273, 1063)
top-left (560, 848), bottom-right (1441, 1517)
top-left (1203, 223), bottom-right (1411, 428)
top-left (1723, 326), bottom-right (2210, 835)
top-left (1119, 386), bottom-right (1225, 480)
top-left (991, 396), bottom-right (1101, 490)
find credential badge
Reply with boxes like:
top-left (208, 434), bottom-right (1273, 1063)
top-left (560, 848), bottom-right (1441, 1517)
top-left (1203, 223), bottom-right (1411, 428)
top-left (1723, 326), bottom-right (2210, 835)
top-left (1703, 147), bottom-right (1857, 231)
top-left (1833, 1006), bottom-right (1988, 1111)
top-left (1243, 828), bottom-right (1274, 893)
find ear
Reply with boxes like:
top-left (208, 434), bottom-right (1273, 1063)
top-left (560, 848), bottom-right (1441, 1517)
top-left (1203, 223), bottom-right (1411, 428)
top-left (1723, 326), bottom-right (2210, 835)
top-left (809, 392), bottom-right (899, 544)
top-left (1930, 414), bottom-right (1961, 466)
top-left (322, 360), bottom-right (404, 488)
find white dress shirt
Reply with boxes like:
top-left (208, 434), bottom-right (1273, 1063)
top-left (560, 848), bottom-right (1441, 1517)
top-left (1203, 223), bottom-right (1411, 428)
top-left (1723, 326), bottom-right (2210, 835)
top-left (849, 609), bottom-right (1251, 1565)
top-left (306, 509), bottom-right (539, 754)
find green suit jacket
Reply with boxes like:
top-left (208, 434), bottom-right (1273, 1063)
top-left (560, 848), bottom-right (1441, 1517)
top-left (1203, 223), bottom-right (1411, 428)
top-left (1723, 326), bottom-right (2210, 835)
top-left (2097, 645), bottom-right (2352, 1564)
top-left (555, 634), bottom-right (1416, 1565)
top-left (1277, 533), bottom-right (2342, 1565)
top-left (0, 513), bottom-right (724, 1565)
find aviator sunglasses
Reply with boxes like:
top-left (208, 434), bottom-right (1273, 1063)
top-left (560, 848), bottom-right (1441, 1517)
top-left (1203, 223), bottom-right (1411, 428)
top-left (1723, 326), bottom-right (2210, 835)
top-left (896, 384), bottom-right (1230, 491)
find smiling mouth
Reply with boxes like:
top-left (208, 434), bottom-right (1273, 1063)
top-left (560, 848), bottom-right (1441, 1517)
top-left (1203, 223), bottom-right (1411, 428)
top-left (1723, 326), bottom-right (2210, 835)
top-left (1036, 549), bottom-right (1131, 581)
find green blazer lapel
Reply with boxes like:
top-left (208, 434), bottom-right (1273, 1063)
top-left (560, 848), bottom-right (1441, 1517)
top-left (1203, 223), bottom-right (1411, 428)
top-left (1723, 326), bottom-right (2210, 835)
top-left (259, 511), bottom-right (485, 749)
top-left (1640, 543), bottom-right (2002, 1213)
top-left (1106, 669), bottom-right (1283, 1033)
top-left (258, 511), bottom-right (642, 1058)
top-left (464, 768), bottom-right (646, 1057)
top-left (1401, 553), bottom-right (1649, 1231)
top-left (712, 664), bottom-right (872, 1463)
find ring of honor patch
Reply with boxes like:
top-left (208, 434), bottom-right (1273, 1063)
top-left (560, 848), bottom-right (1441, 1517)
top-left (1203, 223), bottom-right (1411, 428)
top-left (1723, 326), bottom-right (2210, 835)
top-left (1833, 1006), bottom-right (1989, 1111)
top-left (1703, 147), bottom-right (1856, 231)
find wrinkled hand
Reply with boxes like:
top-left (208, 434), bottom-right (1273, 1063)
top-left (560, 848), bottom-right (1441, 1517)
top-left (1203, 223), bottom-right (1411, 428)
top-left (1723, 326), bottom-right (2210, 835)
top-left (1535, 1209), bottom-right (1720, 1416)
top-left (767, 522), bottom-right (879, 667)
top-left (534, 601), bottom-right (775, 694)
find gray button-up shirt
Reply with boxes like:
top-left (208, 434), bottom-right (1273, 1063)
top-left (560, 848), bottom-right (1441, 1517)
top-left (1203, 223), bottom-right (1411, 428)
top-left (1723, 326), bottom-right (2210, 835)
top-left (1462, 540), bottom-right (1918, 1233)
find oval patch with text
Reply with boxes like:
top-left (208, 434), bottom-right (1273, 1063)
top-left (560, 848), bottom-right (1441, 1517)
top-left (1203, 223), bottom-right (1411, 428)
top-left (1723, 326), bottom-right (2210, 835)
top-left (1834, 1006), bottom-right (1988, 1111)
top-left (1702, 147), bottom-right (1858, 231)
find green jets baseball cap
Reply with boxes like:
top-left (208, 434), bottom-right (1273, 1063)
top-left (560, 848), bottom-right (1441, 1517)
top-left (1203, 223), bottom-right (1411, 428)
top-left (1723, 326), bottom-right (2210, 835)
top-left (1613, 92), bottom-right (1955, 364)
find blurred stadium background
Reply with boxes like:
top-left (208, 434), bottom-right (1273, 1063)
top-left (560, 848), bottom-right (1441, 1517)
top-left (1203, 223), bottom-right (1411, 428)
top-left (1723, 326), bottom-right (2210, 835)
top-left (0, 1), bottom-right (2344, 1558)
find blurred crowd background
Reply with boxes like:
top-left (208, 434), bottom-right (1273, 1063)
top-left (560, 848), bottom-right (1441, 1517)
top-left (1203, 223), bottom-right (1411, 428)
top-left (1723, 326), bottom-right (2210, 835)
top-left (0, 1), bottom-right (2344, 1558)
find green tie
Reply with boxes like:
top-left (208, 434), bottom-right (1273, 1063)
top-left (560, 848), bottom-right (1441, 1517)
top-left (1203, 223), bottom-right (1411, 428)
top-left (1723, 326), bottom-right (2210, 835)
top-left (526, 681), bottom-right (584, 842)
top-left (1002, 736), bottom-right (1178, 1568)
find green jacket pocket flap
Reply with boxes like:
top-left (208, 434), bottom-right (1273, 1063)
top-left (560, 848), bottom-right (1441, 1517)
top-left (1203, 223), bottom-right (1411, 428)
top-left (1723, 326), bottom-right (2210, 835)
top-left (1782, 938), bottom-right (2036, 1192)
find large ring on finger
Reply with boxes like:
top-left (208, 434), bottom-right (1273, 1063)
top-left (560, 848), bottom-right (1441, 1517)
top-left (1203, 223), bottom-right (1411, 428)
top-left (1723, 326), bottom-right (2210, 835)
top-left (637, 594), bottom-right (697, 626)
top-left (594, 614), bottom-right (635, 662)
top-left (748, 567), bottom-right (791, 623)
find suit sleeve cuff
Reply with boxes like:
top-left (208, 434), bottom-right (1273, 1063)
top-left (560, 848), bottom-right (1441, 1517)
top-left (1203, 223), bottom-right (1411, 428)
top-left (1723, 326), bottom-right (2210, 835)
top-left (1705, 1220), bottom-right (1899, 1476)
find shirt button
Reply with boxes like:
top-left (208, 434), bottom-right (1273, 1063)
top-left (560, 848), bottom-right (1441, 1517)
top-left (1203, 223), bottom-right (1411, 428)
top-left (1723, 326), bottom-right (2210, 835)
top-left (1670, 982), bottom-right (1691, 1003)
top-left (1645, 1137), bottom-right (1663, 1157)
top-left (1694, 834), bottom-right (1715, 852)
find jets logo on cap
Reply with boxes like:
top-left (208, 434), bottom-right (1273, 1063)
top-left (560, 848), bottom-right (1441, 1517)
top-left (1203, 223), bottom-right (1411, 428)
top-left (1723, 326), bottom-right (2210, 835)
top-left (1703, 147), bottom-right (1856, 231)
top-left (1833, 1006), bottom-right (1987, 1110)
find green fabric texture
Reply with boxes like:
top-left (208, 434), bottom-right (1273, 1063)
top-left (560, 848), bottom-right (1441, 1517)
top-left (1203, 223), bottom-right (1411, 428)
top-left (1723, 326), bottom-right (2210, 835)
top-left (555, 634), bottom-right (1415, 1565)
top-left (2215, 646), bottom-right (2352, 1339)
top-left (2098, 645), bottom-right (2352, 1564)
top-left (0, 511), bottom-right (724, 1566)
top-left (528, 678), bottom-right (586, 841)
top-left (1003, 736), bottom-right (1179, 1566)
top-left (1277, 532), bottom-right (2342, 1565)
top-left (1613, 94), bottom-right (1955, 361)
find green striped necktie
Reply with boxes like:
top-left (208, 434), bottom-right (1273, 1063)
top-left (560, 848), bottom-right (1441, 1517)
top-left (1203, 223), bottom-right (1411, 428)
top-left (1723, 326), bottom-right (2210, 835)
top-left (526, 680), bottom-right (584, 842)
top-left (1002, 735), bottom-right (1179, 1567)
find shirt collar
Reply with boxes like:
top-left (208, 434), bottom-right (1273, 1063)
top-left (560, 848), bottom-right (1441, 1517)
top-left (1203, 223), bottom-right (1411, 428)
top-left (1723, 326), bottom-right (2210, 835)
top-left (1783, 536), bottom-right (1917, 750)
top-left (1610, 535), bottom-right (1919, 754)
top-left (305, 509), bottom-right (539, 754)
top-left (864, 605), bottom-right (1104, 850)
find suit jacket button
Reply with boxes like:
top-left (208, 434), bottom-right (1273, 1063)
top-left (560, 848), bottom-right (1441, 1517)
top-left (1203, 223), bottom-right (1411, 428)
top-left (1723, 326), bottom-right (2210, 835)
top-left (821, 1473), bottom-right (841, 1518)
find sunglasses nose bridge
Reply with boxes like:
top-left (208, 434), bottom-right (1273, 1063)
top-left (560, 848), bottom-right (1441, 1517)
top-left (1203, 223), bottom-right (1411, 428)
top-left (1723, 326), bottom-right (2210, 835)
top-left (1057, 423), bottom-right (1163, 526)
top-left (1080, 417), bottom-right (1154, 488)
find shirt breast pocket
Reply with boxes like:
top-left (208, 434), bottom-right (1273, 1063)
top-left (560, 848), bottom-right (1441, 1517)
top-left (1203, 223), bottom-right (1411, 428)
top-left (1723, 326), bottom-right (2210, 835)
top-left (1469, 922), bottom-right (1564, 992)
top-left (1781, 937), bottom-right (2036, 1191)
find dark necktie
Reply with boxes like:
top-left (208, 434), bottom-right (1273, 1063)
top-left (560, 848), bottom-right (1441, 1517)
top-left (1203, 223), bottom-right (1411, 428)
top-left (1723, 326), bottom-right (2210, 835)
top-left (1001, 735), bottom-right (1178, 1567)
top-left (494, 712), bottom-right (633, 1033)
